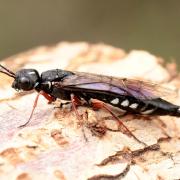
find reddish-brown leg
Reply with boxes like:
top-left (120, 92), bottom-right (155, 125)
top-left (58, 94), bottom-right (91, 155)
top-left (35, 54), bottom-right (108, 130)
top-left (70, 94), bottom-right (83, 120)
top-left (90, 99), bottom-right (147, 146)
top-left (40, 91), bottom-right (56, 103)
top-left (18, 91), bottom-right (55, 128)
top-left (70, 94), bottom-right (88, 141)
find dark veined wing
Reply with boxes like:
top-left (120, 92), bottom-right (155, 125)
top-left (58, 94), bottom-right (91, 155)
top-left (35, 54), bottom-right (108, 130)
top-left (54, 71), bottom-right (176, 100)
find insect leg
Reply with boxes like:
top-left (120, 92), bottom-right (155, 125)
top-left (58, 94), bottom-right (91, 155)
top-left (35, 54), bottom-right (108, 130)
top-left (70, 94), bottom-right (88, 141)
top-left (70, 94), bottom-right (84, 119)
top-left (40, 91), bottom-right (56, 103)
top-left (18, 91), bottom-right (55, 128)
top-left (90, 99), bottom-right (147, 146)
top-left (18, 92), bottom-right (41, 128)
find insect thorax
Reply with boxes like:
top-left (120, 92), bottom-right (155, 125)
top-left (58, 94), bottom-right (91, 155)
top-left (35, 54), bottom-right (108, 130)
top-left (41, 69), bottom-right (74, 82)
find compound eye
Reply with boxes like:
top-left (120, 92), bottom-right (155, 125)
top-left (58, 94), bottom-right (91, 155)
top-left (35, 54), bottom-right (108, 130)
top-left (20, 76), bottom-right (31, 90)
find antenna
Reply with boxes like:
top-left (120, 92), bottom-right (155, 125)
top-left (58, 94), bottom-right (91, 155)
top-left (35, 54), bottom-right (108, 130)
top-left (0, 64), bottom-right (15, 78)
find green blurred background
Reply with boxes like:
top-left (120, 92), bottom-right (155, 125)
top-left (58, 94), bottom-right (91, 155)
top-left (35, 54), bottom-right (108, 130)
top-left (0, 0), bottom-right (180, 68)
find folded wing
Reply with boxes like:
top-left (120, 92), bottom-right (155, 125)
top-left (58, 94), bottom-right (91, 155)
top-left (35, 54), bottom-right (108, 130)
top-left (54, 71), bottom-right (175, 100)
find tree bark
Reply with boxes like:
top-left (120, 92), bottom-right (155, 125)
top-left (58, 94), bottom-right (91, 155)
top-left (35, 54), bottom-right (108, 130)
top-left (0, 42), bottom-right (180, 180)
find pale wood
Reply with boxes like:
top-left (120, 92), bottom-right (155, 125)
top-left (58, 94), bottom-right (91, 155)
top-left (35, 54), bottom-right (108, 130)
top-left (0, 42), bottom-right (180, 180)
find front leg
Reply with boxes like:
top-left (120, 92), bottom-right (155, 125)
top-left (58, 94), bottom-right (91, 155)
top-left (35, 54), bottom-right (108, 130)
top-left (18, 91), bottom-right (56, 128)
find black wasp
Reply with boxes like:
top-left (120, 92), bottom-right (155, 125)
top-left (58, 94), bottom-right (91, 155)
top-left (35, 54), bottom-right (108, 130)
top-left (0, 64), bottom-right (180, 142)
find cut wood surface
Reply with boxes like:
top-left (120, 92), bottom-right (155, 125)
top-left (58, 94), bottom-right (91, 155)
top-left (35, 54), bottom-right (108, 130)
top-left (0, 42), bottom-right (180, 180)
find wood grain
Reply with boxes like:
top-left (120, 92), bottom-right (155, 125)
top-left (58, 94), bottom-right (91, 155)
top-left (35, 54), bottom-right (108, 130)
top-left (0, 42), bottom-right (180, 180)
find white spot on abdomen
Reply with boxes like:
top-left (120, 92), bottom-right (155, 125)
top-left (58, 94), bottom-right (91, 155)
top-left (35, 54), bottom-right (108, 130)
top-left (129, 103), bottom-right (138, 109)
top-left (121, 99), bottom-right (129, 107)
top-left (141, 109), bottom-right (155, 115)
top-left (178, 107), bottom-right (180, 112)
top-left (111, 98), bottom-right (119, 105)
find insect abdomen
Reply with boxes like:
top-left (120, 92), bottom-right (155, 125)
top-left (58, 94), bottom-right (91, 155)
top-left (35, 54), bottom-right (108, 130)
top-left (108, 95), bottom-right (180, 117)
top-left (84, 92), bottom-right (180, 117)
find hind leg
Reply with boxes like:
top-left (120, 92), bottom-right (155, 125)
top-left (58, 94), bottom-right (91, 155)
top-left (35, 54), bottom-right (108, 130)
top-left (89, 99), bottom-right (147, 146)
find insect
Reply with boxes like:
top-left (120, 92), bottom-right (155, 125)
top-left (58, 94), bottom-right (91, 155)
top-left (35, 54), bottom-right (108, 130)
top-left (0, 64), bottom-right (180, 143)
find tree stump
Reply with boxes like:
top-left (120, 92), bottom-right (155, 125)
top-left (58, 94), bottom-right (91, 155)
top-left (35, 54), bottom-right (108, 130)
top-left (0, 42), bottom-right (180, 180)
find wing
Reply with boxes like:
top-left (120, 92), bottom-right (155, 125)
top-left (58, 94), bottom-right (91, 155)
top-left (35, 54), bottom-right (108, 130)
top-left (54, 71), bottom-right (176, 100)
